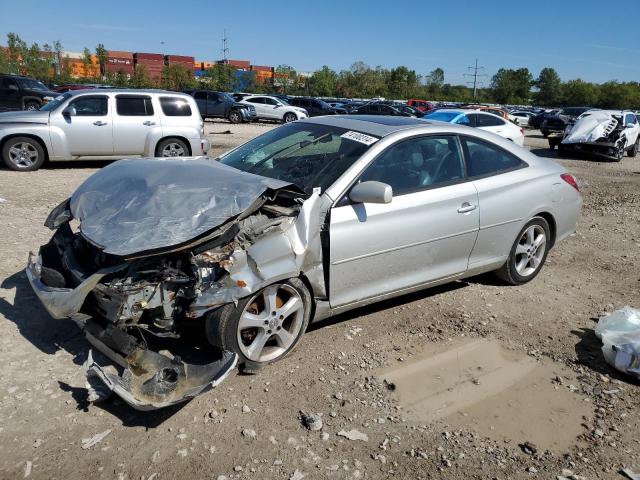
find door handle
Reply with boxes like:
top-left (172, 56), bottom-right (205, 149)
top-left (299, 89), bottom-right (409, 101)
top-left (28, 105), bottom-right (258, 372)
top-left (143, 121), bottom-right (156, 126)
top-left (457, 202), bottom-right (477, 214)
top-left (93, 121), bottom-right (107, 126)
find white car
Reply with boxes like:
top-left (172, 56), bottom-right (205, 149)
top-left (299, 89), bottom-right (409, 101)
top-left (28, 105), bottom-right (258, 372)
top-left (239, 95), bottom-right (308, 123)
top-left (510, 111), bottom-right (535, 127)
top-left (424, 109), bottom-right (525, 146)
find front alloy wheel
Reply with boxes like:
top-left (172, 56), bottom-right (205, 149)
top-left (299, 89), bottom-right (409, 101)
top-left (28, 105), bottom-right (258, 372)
top-left (206, 278), bottom-right (311, 368)
top-left (495, 217), bottom-right (550, 285)
top-left (2, 136), bottom-right (46, 171)
top-left (283, 112), bottom-right (297, 123)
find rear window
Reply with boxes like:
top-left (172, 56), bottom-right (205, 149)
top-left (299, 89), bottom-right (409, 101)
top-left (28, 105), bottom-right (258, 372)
top-left (116, 96), bottom-right (154, 116)
top-left (160, 97), bottom-right (192, 116)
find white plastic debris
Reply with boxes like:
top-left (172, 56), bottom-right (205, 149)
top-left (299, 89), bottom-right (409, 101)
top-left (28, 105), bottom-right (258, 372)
top-left (337, 429), bottom-right (369, 441)
top-left (595, 307), bottom-right (640, 379)
top-left (81, 429), bottom-right (112, 449)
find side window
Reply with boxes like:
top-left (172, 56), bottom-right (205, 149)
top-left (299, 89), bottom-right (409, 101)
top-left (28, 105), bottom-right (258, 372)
top-left (116, 96), bottom-right (154, 116)
top-left (1, 77), bottom-right (18, 89)
top-left (476, 114), bottom-right (503, 127)
top-left (160, 97), bottom-right (192, 116)
top-left (463, 137), bottom-right (526, 178)
top-left (264, 97), bottom-right (279, 106)
top-left (455, 114), bottom-right (472, 126)
top-left (194, 91), bottom-right (207, 100)
top-left (359, 136), bottom-right (465, 196)
top-left (69, 96), bottom-right (108, 116)
top-left (246, 97), bottom-right (263, 104)
top-left (207, 92), bottom-right (220, 102)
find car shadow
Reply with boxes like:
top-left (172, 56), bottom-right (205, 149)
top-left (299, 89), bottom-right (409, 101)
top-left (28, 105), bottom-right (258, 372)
top-left (529, 147), bottom-right (559, 159)
top-left (571, 327), bottom-right (640, 386)
top-left (309, 280), bottom-right (469, 332)
top-left (45, 160), bottom-right (113, 170)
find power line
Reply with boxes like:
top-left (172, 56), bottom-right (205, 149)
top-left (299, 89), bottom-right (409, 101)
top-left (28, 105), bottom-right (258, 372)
top-left (463, 58), bottom-right (488, 98)
top-left (221, 29), bottom-right (229, 61)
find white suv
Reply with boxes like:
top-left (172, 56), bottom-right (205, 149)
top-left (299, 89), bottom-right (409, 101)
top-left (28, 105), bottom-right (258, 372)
top-left (239, 95), bottom-right (307, 123)
top-left (0, 89), bottom-right (210, 171)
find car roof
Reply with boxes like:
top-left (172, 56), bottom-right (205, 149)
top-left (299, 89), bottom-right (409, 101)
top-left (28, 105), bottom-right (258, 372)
top-left (65, 88), bottom-right (192, 97)
top-left (299, 115), bottom-right (436, 137)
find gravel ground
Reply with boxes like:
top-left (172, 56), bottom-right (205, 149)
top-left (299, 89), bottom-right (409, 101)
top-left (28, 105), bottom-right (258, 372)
top-left (0, 121), bottom-right (639, 480)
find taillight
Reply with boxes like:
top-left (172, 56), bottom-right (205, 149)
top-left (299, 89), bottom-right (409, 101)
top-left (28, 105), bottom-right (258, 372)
top-left (561, 173), bottom-right (579, 192)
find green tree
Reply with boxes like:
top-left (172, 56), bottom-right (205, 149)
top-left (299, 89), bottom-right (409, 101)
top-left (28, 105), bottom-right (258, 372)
top-left (562, 79), bottom-right (598, 106)
top-left (95, 43), bottom-right (107, 77)
top-left (534, 67), bottom-right (562, 106)
top-left (161, 63), bottom-right (196, 90)
top-left (308, 65), bottom-right (337, 96)
top-left (130, 63), bottom-right (154, 88)
top-left (491, 68), bottom-right (533, 104)
top-left (82, 47), bottom-right (93, 78)
top-left (200, 64), bottom-right (237, 91)
top-left (425, 67), bottom-right (444, 97)
top-left (596, 81), bottom-right (640, 109)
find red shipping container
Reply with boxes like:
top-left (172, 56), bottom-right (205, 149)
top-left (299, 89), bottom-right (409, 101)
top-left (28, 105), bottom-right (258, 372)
top-left (107, 50), bottom-right (133, 59)
top-left (251, 65), bottom-right (273, 72)
top-left (135, 52), bottom-right (164, 61)
top-left (165, 55), bottom-right (194, 63)
top-left (106, 56), bottom-right (134, 74)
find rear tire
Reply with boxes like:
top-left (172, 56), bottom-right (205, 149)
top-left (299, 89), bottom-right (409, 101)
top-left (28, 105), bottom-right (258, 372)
top-left (205, 278), bottom-right (311, 370)
top-left (2, 136), bottom-right (46, 171)
top-left (156, 138), bottom-right (189, 157)
top-left (495, 216), bottom-right (550, 285)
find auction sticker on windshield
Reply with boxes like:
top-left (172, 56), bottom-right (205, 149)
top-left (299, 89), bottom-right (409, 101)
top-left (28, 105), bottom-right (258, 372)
top-left (340, 131), bottom-right (379, 146)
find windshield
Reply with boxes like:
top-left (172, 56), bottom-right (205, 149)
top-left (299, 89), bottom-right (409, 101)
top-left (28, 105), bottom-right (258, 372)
top-left (17, 78), bottom-right (49, 91)
top-left (39, 93), bottom-right (72, 111)
top-left (277, 97), bottom-right (290, 105)
top-left (219, 122), bottom-right (377, 193)
top-left (425, 111), bottom-right (461, 122)
top-left (221, 92), bottom-right (236, 103)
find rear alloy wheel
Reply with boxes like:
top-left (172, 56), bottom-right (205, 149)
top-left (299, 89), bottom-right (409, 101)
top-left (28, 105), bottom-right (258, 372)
top-left (156, 138), bottom-right (189, 157)
top-left (495, 217), bottom-right (550, 285)
top-left (228, 110), bottom-right (242, 124)
top-left (2, 136), bottom-right (46, 171)
top-left (283, 112), bottom-right (297, 123)
top-left (627, 138), bottom-right (639, 157)
top-left (206, 278), bottom-right (311, 368)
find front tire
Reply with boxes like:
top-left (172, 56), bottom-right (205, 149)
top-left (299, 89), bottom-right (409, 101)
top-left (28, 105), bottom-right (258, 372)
top-left (495, 217), bottom-right (550, 285)
top-left (283, 112), bottom-right (297, 123)
top-left (156, 138), bottom-right (189, 157)
top-left (627, 138), bottom-right (639, 157)
top-left (24, 101), bottom-right (40, 111)
top-left (228, 110), bottom-right (242, 124)
top-left (206, 278), bottom-right (311, 369)
top-left (2, 136), bottom-right (46, 171)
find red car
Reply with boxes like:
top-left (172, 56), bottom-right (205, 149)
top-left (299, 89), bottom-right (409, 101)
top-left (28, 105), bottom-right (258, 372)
top-left (407, 99), bottom-right (434, 112)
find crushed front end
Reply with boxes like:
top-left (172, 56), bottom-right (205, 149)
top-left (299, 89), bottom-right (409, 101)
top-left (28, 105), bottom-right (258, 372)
top-left (560, 111), bottom-right (628, 160)
top-left (25, 158), bottom-right (323, 410)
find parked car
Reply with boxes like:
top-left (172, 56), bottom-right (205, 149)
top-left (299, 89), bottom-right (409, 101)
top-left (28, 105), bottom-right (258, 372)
top-left (238, 95), bottom-right (308, 123)
top-left (351, 103), bottom-right (413, 116)
top-left (0, 89), bottom-right (209, 171)
top-left (425, 109), bottom-right (525, 146)
top-left (510, 111), bottom-right (535, 127)
top-left (26, 115), bottom-right (582, 408)
top-left (407, 99), bottom-right (434, 112)
top-left (183, 89), bottom-right (256, 123)
top-left (556, 110), bottom-right (640, 161)
top-left (287, 97), bottom-right (337, 117)
top-left (529, 109), bottom-right (558, 129)
top-left (540, 107), bottom-right (592, 137)
top-left (0, 74), bottom-right (59, 111)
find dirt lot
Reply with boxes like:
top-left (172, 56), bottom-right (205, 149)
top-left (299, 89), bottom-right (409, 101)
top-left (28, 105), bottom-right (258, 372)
top-left (0, 121), bottom-right (639, 480)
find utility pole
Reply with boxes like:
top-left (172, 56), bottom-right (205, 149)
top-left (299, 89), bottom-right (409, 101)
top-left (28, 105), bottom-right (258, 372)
top-left (221, 30), bottom-right (229, 62)
top-left (464, 58), bottom-right (487, 99)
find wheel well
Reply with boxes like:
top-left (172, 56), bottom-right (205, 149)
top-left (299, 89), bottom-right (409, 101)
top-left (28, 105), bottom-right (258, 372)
top-left (297, 273), bottom-right (318, 320)
top-left (0, 133), bottom-right (49, 164)
top-left (155, 136), bottom-right (192, 156)
top-left (534, 211), bottom-right (556, 248)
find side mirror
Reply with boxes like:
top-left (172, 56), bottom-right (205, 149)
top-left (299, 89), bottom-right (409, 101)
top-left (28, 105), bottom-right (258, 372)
top-left (349, 181), bottom-right (393, 204)
top-left (62, 106), bottom-right (76, 117)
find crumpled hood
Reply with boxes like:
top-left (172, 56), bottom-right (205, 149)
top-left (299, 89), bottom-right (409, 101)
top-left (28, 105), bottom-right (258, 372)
top-left (70, 157), bottom-right (293, 257)
top-left (562, 111), bottom-right (619, 144)
top-left (0, 109), bottom-right (50, 124)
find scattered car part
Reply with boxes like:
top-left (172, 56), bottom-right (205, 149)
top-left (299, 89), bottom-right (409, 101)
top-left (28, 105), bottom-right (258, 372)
top-left (595, 307), bottom-right (640, 381)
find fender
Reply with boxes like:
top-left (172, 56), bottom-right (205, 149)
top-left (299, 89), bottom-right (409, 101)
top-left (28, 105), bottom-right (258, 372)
top-left (0, 124), bottom-right (53, 156)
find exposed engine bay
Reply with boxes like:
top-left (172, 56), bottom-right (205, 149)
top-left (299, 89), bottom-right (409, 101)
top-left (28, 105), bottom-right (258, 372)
top-left (26, 158), bottom-right (325, 409)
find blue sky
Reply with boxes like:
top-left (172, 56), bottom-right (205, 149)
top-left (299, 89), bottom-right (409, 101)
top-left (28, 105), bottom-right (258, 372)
top-left (1, 0), bottom-right (638, 84)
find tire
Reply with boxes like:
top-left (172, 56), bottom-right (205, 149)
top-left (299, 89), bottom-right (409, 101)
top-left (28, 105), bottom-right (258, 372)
top-left (2, 136), bottom-right (46, 171)
top-left (627, 138), bottom-right (639, 157)
top-left (614, 143), bottom-right (625, 162)
top-left (283, 112), bottom-right (298, 124)
top-left (206, 278), bottom-right (312, 369)
top-left (228, 110), bottom-right (242, 124)
top-left (541, 130), bottom-right (549, 138)
top-left (155, 138), bottom-right (189, 157)
top-left (24, 101), bottom-right (40, 111)
top-left (495, 216), bottom-right (551, 285)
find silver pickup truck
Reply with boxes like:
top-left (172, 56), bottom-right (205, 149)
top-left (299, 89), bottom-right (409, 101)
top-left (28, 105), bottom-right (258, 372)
top-left (0, 89), bottom-right (210, 171)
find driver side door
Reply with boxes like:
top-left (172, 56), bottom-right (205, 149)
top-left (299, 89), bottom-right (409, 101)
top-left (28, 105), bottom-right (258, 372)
top-left (329, 135), bottom-right (479, 307)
